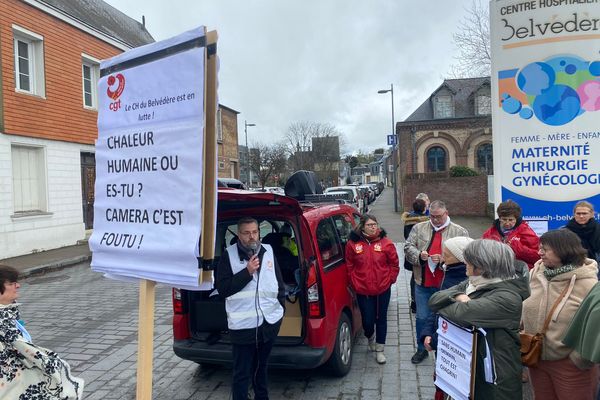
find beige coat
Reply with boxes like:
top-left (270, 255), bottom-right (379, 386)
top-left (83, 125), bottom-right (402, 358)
top-left (522, 258), bottom-right (598, 362)
top-left (403, 220), bottom-right (469, 285)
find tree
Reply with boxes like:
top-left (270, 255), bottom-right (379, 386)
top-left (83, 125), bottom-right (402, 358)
top-left (284, 121), bottom-right (343, 172)
top-left (248, 142), bottom-right (288, 189)
top-left (449, 0), bottom-right (490, 78)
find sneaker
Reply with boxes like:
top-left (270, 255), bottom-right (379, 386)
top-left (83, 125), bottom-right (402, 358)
top-left (411, 349), bottom-right (429, 364)
top-left (375, 344), bottom-right (386, 364)
top-left (367, 334), bottom-right (376, 352)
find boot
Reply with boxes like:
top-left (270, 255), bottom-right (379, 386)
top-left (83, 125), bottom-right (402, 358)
top-left (375, 343), bottom-right (386, 364)
top-left (367, 334), bottom-right (376, 352)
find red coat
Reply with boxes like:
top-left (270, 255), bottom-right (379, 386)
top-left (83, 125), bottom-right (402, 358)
top-left (345, 229), bottom-right (400, 295)
top-left (482, 219), bottom-right (540, 269)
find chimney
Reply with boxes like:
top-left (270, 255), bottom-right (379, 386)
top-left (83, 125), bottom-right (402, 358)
top-left (142, 15), bottom-right (146, 28)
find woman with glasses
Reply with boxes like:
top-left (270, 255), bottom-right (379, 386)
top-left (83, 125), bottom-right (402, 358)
top-left (346, 214), bottom-right (399, 364)
top-left (522, 229), bottom-right (598, 399)
top-left (0, 265), bottom-right (84, 399)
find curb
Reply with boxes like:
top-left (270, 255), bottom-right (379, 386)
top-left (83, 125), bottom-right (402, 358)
top-left (21, 254), bottom-right (92, 278)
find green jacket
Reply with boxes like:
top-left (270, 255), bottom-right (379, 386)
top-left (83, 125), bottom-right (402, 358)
top-left (428, 273), bottom-right (530, 400)
top-left (563, 282), bottom-right (600, 363)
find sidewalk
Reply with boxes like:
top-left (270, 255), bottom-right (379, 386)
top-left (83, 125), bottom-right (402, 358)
top-left (0, 242), bottom-right (91, 277)
top-left (367, 187), bottom-right (492, 399)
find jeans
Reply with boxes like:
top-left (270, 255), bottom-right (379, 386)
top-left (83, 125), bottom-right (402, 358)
top-left (357, 288), bottom-right (391, 344)
top-left (232, 338), bottom-right (275, 400)
top-left (414, 284), bottom-right (439, 351)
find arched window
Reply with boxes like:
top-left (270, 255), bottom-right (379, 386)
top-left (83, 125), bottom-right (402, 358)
top-left (427, 146), bottom-right (446, 172)
top-left (477, 143), bottom-right (493, 175)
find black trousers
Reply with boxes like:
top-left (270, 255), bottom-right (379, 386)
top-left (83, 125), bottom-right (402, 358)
top-left (231, 338), bottom-right (275, 400)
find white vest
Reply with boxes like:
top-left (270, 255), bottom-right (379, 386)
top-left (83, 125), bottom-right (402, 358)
top-left (225, 243), bottom-right (284, 330)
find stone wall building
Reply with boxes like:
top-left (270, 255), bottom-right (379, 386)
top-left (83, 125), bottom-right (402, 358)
top-left (396, 77), bottom-right (493, 214)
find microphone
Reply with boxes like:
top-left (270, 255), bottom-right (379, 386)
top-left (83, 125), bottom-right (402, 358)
top-left (249, 242), bottom-right (258, 256)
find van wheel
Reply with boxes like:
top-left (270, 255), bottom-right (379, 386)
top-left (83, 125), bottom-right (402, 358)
top-left (326, 313), bottom-right (352, 376)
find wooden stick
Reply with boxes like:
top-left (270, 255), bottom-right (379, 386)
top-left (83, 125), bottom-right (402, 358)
top-left (200, 29), bottom-right (218, 284)
top-left (136, 279), bottom-right (156, 399)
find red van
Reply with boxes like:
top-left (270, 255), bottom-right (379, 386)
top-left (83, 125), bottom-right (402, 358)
top-left (172, 189), bottom-right (362, 376)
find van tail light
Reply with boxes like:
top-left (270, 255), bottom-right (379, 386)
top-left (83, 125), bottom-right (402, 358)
top-left (306, 260), bottom-right (324, 318)
top-left (172, 288), bottom-right (190, 340)
top-left (173, 288), bottom-right (184, 314)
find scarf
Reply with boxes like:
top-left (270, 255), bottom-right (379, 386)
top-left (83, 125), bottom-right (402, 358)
top-left (465, 275), bottom-right (503, 295)
top-left (543, 264), bottom-right (578, 280)
top-left (431, 216), bottom-right (451, 232)
top-left (237, 241), bottom-right (261, 259)
top-left (566, 218), bottom-right (600, 257)
top-left (361, 229), bottom-right (380, 241)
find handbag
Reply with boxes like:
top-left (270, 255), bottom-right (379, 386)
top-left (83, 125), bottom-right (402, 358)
top-left (520, 284), bottom-right (570, 367)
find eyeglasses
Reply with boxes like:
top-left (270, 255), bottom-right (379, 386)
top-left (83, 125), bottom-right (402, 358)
top-left (365, 223), bottom-right (378, 227)
top-left (430, 213), bottom-right (447, 220)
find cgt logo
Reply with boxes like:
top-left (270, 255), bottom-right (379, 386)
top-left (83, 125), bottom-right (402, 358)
top-left (106, 73), bottom-right (125, 112)
top-left (441, 320), bottom-right (448, 334)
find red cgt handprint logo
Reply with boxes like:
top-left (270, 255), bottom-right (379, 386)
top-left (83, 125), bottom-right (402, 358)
top-left (106, 73), bottom-right (125, 100)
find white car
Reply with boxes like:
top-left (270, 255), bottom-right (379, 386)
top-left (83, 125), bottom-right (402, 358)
top-left (325, 186), bottom-right (365, 213)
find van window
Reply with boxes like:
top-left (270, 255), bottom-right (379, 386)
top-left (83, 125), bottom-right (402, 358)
top-left (332, 214), bottom-right (354, 247)
top-left (316, 218), bottom-right (343, 268)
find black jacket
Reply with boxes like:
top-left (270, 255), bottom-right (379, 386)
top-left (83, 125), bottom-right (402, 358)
top-left (215, 244), bottom-right (286, 344)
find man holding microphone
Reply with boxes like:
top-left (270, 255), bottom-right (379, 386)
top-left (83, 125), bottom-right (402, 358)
top-left (215, 217), bottom-right (286, 400)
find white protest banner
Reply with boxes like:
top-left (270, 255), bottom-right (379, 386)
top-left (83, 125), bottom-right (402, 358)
top-left (490, 1), bottom-right (600, 229)
top-left (434, 317), bottom-right (475, 400)
top-left (90, 27), bottom-right (208, 288)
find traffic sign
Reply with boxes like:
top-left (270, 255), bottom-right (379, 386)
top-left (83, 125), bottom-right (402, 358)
top-left (387, 135), bottom-right (397, 146)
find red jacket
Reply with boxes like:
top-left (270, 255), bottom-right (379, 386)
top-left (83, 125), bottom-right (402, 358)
top-left (482, 219), bottom-right (540, 269)
top-left (345, 229), bottom-right (400, 295)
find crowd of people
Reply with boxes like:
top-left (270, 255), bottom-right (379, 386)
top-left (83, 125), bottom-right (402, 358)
top-left (402, 194), bottom-right (600, 400)
top-left (3, 193), bottom-right (599, 400)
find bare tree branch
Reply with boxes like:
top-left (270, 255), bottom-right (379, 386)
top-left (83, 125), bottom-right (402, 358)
top-left (449, 0), bottom-right (490, 78)
top-left (248, 142), bottom-right (288, 189)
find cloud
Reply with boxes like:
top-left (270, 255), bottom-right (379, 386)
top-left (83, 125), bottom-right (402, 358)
top-left (104, 0), bottom-right (475, 153)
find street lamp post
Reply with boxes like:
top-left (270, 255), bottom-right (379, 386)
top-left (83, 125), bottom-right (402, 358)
top-left (378, 84), bottom-right (398, 212)
top-left (244, 120), bottom-right (256, 186)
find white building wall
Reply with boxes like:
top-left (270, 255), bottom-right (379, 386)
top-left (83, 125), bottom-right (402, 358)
top-left (0, 133), bottom-right (94, 258)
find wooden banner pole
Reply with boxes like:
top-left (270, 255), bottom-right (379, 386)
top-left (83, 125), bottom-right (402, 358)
top-left (200, 29), bottom-right (218, 284)
top-left (136, 279), bottom-right (156, 399)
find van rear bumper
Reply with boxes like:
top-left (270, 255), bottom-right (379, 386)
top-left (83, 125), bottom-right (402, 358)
top-left (173, 339), bottom-right (328, 369)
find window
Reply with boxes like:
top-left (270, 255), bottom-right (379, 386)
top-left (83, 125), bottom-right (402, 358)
top-left (217, 108), bottom-right (223, 142)
top-left (82, 54), bottom-right (100, 108)
top-left (477, 143), bottom-right (494, 175)
top-left (11, 145), bottom-right (47, 214)
top-left (434, 95), bottom-right (454, 118)
top-left (331, 214), bottom-right (354, 247)
top-left (219, 161), bottom-right (225, 169)
top-left (13, 25), bottom-right (45, 96)
top-left (316, 218), bottom-right (342, 267)
top-left (427, 146), bottom-right (446, 172)
top-left (476, 94), bottom-right (491, 115)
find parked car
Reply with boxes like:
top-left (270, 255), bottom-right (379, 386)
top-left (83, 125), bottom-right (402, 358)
top-left (377, 182), bottom-right (385, 193)
top-left (359, 184), bottom-right (375, 203)
top-left (324, 186), bottom-right (365, 213)
top-left (217, 178), bottom-right (247, 190)
top-left (368, 183), bottom-right (379, 196)
top-left (172, 189), bottom-right (362, 376)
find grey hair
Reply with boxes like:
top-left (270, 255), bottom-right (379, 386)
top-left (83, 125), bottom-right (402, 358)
top-left (416, 193), bottom-right (429, 201)
top-left (429, 200), bottom-right (447, 212)
top-left (463, 239), bottom-right (515, 279)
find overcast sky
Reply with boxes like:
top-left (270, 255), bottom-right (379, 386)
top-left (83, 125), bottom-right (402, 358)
top-left (104, 0), bottom-right (480, 154)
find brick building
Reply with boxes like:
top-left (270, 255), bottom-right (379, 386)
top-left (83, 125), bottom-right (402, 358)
top-left (0, 0), bottom-right (153, 258)
top-left (396, 77), bottom-right (493, 215)
top-left (217, 104), bottom-right (240, 180)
